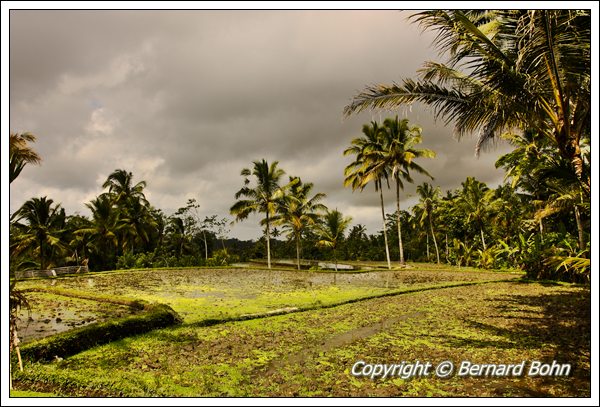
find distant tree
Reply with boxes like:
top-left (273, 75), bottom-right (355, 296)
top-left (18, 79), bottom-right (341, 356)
top-left (230, 159), bottom-right (287, 269)
top-left (455, 177), bottom-right (492, 250)
top-left (381, 116), bottom-right (435, 264)
top-left (77, 194), bottom-right (119, 270)
top-left (415, 183), bottom-right (442, 264)
top-left (12, 197), bottom-right (66, 270)
top-left (344, 121), bottom-right (392, 269)
top-left (273, 176), bottom-right (327, 270)
top-left (317, 209), bottom-right (352, 272)
top-left (101, 169), bottom-right (153, 254)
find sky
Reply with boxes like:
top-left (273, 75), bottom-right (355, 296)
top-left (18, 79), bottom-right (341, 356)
top-left (7, 8), bottom-right (515, 240)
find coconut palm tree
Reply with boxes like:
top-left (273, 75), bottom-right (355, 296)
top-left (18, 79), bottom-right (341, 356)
top-left (102, 168), bottom-right (149, 209)
top-left (11, 197), bottom-right (66, 270)
top-left (273, 177), bottom-right (327, 270)
top-left (344, 10), bottom-right (591, 193)
top-left (119, 199), bottom-right (158, 253)
top-left (317, 209), bottom-right (352, 272)
top-left (415, 183), bottom-right (441, 263)
top-left (343, 121), bottom-right (392, 270)
top-left (166, 216), bottom-right (189, 259)
top-left (230, 159), bottom-right (286, 269)
top-left (102, 169), bottom-right (151, 253)
top-left (381, 116), bottom-right (435, 264)
top-left (455, 177), bottom-right (492, 250)
top-left (77, 194), bottom-right (119, 269)
top-left (10, 132), bottom-right (41, 183)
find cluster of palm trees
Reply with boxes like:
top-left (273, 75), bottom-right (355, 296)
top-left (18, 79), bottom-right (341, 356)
top-left (344, 10), bottom-right (590, 193)
top-left (10, 159), bottom-right (227, 272)
top-left (343, 116), bottom-right (435, 269)
top-left (342, 9), bottom-right (590, 280)
top-left (230, 159), bottom-right (351, 270)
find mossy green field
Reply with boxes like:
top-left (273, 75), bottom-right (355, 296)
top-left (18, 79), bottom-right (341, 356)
top-left (12, 264), bottom-right (589, 397)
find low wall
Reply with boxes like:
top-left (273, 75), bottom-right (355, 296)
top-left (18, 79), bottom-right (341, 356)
top-left (14, 266), bottom-right (89, 280)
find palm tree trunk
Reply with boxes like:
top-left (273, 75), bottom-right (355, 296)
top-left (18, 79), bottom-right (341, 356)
top-left (396, 180), bottom-right (405, 264)
top-left (574, 205), bottom-right (585, 252)
top-left (429, 214), bottom-right (440, 264)
top-left (202, 230), bottom-right (208, 260)
top-left (378, 183), bottom-right (391, 270)
top-left (39, 237), bottom-right (46, 270)
top-left (480, 226), bottom-right (487, 251)
top-left (426, 233), bottom-right (430, 260)
top-left (333, 248), bottom-right (338, 272)
top-left (265, 213), bottom-right (272, 269)
top-left (445, 233), bottom-right (449, 263)
top-left (296, 233), bottom-right (301, 270)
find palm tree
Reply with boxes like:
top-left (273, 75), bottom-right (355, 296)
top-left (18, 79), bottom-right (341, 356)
top-left (166, 216), bottom-right (189, 259)
top-left (102, 169), bottom-right (151, 254)
top-left (11, 197), bottom-right (66, 270)
top-left (317, 209), bottom-right (352, 272)
top-left (381, 116), bottom-right (435, 264)
top-left (10, 132), bottom-right (41, 183)
top-left (344, 10), bottom-right (591, 193)
top-left (534, 159), bottom-right (589, 253)
top-left (230, 159), bottom-right (286, 269)
top-left (119, 199), bottom-right (158, 253)
top-left (77, 194), bottom-right (119, 269)
top-left (455, 177), bottom-right (492, 250)
top-left (415, 183), bottom-right (441, 263)
top-left (273, 177), bottom-right (327, 270)
top-left (343, 121), bottom-right (392, 270)
top-left (102, 169), bottom-right (149, 208)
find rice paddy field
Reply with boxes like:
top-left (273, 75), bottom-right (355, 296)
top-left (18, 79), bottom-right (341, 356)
top-left (11, 263), bottom-right (591, 398)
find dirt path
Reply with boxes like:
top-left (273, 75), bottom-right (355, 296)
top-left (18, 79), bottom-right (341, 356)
top-left (264, 310), bottom-right (425, 375)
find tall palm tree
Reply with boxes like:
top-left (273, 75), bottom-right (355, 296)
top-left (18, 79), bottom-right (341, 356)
top-left (230, 159), bottom-right (286, 269)
top-left (381, 116), bottom-right (435, 264)
top-left (415, 183), bottom-right (441, 263)
top-left (273, 177), bottom-right (327, 270)
top-left (343, 121), bottom-right (392, 270)
top-left (10, 132), bottom-right (41, 183)
top-left (344, 10), bottom-right (591, 193)
top-left (11, 197), bottom-right (66, 270)
top-left (317, 209), bottom-right (352, 272)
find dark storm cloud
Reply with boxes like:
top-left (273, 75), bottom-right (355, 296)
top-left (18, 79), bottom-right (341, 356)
top-left (9, 9), bottom-right (513, 238)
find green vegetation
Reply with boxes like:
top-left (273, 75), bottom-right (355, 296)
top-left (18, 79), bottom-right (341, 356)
top-left (17, 265), bottom-right (517, 325)
top-left (12, 278), bottom-right (589, 397)
top-left (10, 390), bottom-right (56, 397)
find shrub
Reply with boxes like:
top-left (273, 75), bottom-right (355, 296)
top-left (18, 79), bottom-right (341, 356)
top-left (206, 249), bottom-right (238, 267)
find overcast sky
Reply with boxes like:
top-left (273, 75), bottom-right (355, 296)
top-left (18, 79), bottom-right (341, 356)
top-left (7, 9), bottom-right (514, 240)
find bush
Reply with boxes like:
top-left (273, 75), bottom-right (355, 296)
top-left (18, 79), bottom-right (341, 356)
top-left (206, 249), bottom-right (238, 267)
top-left (517, 232), bottom-right (588, 282)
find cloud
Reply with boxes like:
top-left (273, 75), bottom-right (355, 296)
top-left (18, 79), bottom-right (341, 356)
top-left (9, 10), bottom-right (516, 239)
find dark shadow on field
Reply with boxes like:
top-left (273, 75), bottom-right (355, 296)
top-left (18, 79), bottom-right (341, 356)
top-left (436, 284), bottom-right (591, 396)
